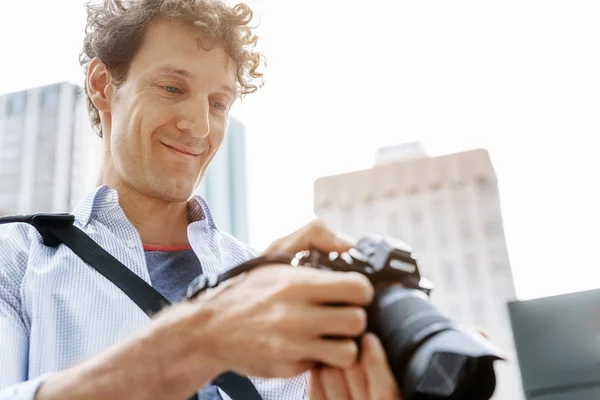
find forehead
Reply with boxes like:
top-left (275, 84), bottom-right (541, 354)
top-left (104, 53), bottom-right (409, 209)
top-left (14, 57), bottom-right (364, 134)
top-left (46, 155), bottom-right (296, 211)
top-left (130, 19), bottom-right (237, 87)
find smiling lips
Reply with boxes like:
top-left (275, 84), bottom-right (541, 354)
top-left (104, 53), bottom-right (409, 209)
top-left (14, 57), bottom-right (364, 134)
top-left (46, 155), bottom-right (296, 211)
top-left (161, 142), bottom-right (203, 157)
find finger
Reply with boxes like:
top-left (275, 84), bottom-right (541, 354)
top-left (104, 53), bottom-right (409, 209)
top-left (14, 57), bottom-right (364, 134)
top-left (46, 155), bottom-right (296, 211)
top-left (304, 338), bottom-right (359, 369)
top-left (321, 366), bottom-right (351, 400)
top-left (298, 305), bottom-right (367, 337)
top-left (303, 271), bottom-right (373, 305)
top-left (264, 219), bottom-right (355, 255)
top-left (343, 363), bottom-right (369, 400)
top-left (276, 267), bottom-right (373, 306)
top-left (309, 367), bottom-right (327, 400)
top-left (360, 333), bottom-right (402, 400)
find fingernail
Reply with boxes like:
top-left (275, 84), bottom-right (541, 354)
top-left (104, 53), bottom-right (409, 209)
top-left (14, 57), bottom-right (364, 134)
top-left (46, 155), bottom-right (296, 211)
top-left (363, 332), bottom-right (379, 348)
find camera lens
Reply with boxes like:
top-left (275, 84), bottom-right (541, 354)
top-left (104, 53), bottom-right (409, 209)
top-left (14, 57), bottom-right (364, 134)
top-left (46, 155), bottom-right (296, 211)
top-left (367, 286), bottom-right (503, 400)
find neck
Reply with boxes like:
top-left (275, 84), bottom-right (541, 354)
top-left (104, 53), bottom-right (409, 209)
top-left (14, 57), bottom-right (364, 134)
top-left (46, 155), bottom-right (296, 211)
top-left (120, 188), bottom-right (190, 247)
top-left (98, 172), bottom-right (190, 248)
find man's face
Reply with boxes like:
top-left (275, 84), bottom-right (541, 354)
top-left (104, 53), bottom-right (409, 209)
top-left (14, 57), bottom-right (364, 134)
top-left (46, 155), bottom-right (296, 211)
top-left (105, 19), bottom-right (237, 202)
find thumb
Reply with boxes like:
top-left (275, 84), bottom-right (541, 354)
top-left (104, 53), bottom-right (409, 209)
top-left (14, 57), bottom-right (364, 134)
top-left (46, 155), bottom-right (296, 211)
top-left (264, 219), bottom-right (355, 255)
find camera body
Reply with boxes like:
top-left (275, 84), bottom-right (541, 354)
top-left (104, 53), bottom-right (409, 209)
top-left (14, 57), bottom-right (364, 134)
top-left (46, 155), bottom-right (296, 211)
top-left (187, 234), bottom-right (506, 400)
top-left (292, 234), bottom-right (433, 294)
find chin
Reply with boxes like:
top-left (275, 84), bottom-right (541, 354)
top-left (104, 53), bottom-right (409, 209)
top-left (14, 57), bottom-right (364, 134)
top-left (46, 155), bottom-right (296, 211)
top-left (145, 177), bottom-right (196, 203)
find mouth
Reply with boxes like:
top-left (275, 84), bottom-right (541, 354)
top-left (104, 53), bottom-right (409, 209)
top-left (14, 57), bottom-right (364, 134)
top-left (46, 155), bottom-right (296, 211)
top-left (160, 142), bottom-right (203, 157)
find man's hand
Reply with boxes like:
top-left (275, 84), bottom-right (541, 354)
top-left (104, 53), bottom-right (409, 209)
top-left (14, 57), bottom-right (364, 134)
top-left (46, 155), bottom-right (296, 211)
top-left (309, 333), bottom-right (403, 400)
top-left (160, 219), bottom-right (374, 381)
top-left (186, 263), bottom-right (373, 378)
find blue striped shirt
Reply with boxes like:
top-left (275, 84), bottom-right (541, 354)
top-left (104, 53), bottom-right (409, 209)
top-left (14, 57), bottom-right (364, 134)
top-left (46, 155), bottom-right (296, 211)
top-left (0, 185), bottom-right (307, 400)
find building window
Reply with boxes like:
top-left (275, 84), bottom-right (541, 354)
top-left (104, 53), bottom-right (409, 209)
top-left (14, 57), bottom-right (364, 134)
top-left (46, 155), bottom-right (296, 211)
top-left (471, 300), bottom-right (487, 326)
top-left (6, 92), bottom-right (27, 116)
top-left (409, 205), bottom-right (421, 225)
top-left (319, 200), bottom-right (332, 210)
top-left (430, 182), bottom-right (442, 191)
top-left (340, 201), bottom-right (354, 235)
top-left (465, 253), bottom-right (479, 285)
top-left (410, 229), bottom-right (426, 252)
top-left (453, 183), bottom-right (471, 241)
top-left (475, 176), bottom-right (494, 191)
top-left (408, 201), bottom-right (426, 249)
top-left (40, 85), bottom-right (59, 111)
top-left (483, 219), bottom-right (504, 238)
top-left (475, 176), bottom-right (499, 204)
top-left (453, 192), bottom-right (468, 212)
top-left (362, 200), bottom-right (377, 233)
top-left (489, 248), bottom-right (507, 270)
top-left (431, 194), bottom-right (448, 246)
top-left (440, 260), bottom-right (455, 286)
top-left (387, 212), bottom-right (401, 238)
top-left (449, 304), bottom-right (462, 320)
top-left (384, 189), bottom-right (397, 199)
top-left (434, 223), bottom-right (447, 246)
top-left (458, 217), bottom-right (472, 240)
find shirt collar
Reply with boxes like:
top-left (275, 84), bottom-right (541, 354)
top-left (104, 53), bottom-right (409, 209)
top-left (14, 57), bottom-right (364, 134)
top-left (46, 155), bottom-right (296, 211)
top-left (72, 185), bottom-right (217, 230)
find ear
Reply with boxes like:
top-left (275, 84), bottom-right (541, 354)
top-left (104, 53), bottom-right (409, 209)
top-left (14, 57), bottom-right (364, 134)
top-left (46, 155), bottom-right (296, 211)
top-left (87, 57), bottom-right (114, 113)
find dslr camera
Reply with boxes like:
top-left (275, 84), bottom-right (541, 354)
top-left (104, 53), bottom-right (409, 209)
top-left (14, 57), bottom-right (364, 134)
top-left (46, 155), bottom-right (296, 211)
top-left (187, 234), bottom-right (505, 400)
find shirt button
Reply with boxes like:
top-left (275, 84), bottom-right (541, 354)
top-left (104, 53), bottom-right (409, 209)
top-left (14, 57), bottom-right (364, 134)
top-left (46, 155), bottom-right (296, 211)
top-left (126, 239), bottom-right (137, 248)
top-left (106, 193), bottom-right (114, 203)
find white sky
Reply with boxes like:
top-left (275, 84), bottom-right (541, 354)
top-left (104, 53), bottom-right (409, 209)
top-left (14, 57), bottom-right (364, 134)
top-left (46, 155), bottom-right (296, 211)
top-left (1, 0), bottom-right (599, 301)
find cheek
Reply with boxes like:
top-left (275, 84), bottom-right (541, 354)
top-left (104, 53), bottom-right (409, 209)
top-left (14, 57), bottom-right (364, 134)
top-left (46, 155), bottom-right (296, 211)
top-left (128, 102), bottom-right (164, 156)
top-left (209, 127), bottom-right (226, 152)
top-left (111, 98), bottom-right (140, 144)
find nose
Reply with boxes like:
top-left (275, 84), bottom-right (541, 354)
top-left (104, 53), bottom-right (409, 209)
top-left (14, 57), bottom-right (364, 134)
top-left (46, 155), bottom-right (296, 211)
top-left (176, 100), bottom-right (210, 138)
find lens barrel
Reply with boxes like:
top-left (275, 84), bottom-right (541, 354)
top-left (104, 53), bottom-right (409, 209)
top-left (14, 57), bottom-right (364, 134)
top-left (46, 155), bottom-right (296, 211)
top-left (368, 286), bottom-right (505, 400)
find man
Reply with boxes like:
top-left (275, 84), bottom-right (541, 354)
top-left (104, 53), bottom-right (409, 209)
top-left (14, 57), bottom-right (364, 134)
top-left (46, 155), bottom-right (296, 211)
top-left (0, 1), bottom-right (401, 399)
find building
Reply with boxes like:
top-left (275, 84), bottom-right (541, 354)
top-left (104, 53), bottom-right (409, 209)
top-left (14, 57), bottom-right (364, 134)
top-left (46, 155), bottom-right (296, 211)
top-left (313, 145), bottom-right (524, 399)
top-left (0, 82), bottom-right (101, 215)
top-left (195, 116), bottom-right (249, 242)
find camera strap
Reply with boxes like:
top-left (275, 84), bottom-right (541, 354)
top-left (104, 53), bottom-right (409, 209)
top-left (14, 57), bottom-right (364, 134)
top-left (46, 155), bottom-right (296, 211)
top-left (0, 213), bottom-right (263, 400)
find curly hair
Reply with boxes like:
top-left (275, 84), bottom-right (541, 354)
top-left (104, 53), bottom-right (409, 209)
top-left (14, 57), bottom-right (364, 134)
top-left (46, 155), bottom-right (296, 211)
top-left (79, 0), bottom-right (265, 137)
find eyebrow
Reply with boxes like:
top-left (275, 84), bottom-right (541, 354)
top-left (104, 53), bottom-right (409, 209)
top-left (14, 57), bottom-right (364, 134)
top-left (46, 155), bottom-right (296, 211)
top-left (155, 65), bottom-right (195, 80)
top-left (153, 65), bottom-right (238, 98)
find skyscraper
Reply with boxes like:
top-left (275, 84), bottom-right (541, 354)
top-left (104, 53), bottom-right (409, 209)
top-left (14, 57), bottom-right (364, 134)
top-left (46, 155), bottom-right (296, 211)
top-left (313, 145), bottom-right (524, 400)
top-left (195, 116), bottom-right (249, 242)
top-left (0, 82), bottom-right (101, 214)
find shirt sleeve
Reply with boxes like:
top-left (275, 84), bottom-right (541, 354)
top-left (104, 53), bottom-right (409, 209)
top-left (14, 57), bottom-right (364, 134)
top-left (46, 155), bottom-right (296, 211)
top-left (0, 224), bottom-right (52, 399)
top-left (0, 373), bottom-right (54, 400)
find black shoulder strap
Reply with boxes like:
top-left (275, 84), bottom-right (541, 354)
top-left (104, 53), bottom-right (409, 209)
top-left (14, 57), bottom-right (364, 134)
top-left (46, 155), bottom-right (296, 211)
top-left (0, 213), bottom-right (263, 400)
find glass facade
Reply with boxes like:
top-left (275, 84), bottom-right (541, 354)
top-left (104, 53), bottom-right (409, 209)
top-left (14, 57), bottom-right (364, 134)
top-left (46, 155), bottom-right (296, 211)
top-left (0, 92), bottom-right (27, 213)
top-left (32, 85), bottom-right (59, 212)
top-left (0, 83), bottom-right (97, 215)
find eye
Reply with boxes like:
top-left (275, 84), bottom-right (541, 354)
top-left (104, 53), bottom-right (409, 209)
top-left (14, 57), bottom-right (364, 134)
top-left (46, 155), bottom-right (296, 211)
top-left (162, 85), bottom-right (181, 94)
top-left (211, 101), bottom-right (229, 112)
